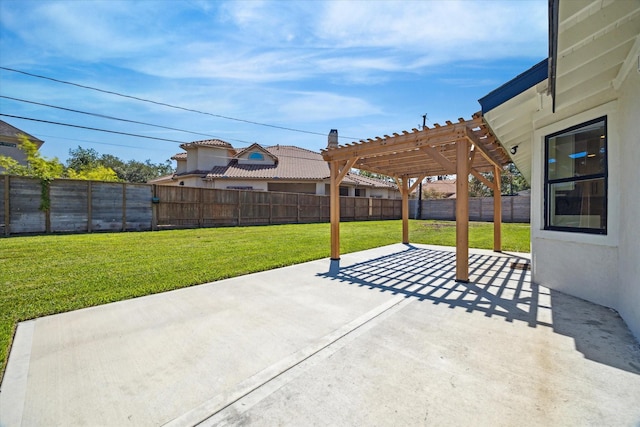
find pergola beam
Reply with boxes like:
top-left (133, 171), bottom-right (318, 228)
top-left (323, 125), bottom-right (468, 162)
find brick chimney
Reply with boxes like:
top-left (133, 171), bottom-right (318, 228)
top-left (327, 129), bottom-right (338, 149)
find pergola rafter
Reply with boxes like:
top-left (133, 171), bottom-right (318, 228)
top-left (321, 112), bottom-right (511, 282)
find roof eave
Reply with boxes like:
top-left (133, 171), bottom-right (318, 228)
top-left (478, 58), bottom-right (549, 114)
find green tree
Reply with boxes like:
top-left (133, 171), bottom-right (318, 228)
top-left (64, 146), bottom-right (120, 182)
top-left (468, 163), bottom-right (529, 197)
top-left (65, 147), bottom-right (173, 183)
top-left (0, 135), bottom-right (65, 211)
top-left (0, 135), bottom-right (64, 179)
top-left (66, 165), bottom-right (120, 181)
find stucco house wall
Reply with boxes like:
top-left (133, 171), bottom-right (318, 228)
top-left (530, 101), bottom-right (622, 310)
top-left (481, 0), bottom-right (639, 339)
top-left (616, 64), bottom-right (640, 338)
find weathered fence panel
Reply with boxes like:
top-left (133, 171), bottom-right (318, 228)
top-left (410, 196), bottom-right (530, 223)
top-left (123, 183), bottom-right (152, 231)
top-left (1, 175), bottom-right (7, 235)
top-left (8, 176), bottom-right (45, 234)
top-left (50, 179), bottom-right (89, 232)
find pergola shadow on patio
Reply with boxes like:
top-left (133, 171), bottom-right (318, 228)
top-left (319, 245), bottom-right (640, 375)
top-left (322, 113), bottom-right (512, 282)
top-left (321, 245), bottom-right (540, 327)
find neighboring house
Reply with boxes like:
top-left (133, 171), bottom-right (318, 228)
top-left (0, 119), bottom-right (44, 172)
top-left (152, 139), bottom-right (400, 199)
top-left (480, 0), bottom-right (639, 339)
top-left (423, 179), bottom-right (457, 199)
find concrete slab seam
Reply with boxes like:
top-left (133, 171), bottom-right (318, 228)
top-left (199, 296), bottom-right (416, 427)
top-left (163, 295), bottom-right (410, 427)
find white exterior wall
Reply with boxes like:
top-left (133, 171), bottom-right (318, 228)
top-left (175, 159), bottom-right (187, 174)
top-left (196, 147), bottom-right (230, 170)
top-left (316, 182), bottom-right (326, 195)
top-left (616, 67), bottom-right (640, 339)
top-left (531, 101), bottom-right (622, 310)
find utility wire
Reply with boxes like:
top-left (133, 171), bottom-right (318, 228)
top-left (0, 66), bottom-right (362, 140)
top-left (1, 95), bottom-right (224, 140)
top-left (2, 114), bottom-right (336, 164)
top-left (0, 114), bottom-right (185, 143)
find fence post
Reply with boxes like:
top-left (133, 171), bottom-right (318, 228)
top-left (237, 190), bottom-right (241, 226)
top-left (297, 193), bottom-right (300, 223)
top-left (122, 182), bottom-right (127, 231)
top-left (151, 184), bottom-right (158, 231)
top-left (198, 188), bottom-right (204, 228)
top-left (45, 180), bottom-right (51, 234)
top-left (87, 181), bottom-right (93, 232)
top-left (3, 176), bottom-right (9, 236)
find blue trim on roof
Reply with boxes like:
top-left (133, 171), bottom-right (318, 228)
top-left (478, 59), bottom-right (548, 114)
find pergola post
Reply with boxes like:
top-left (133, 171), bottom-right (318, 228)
top-left (401, 178), bottom-right (410, 244)
top-left (330, 161), bottom-right (341, 260)
top-left (493, 165), bottom-right (502, 252)
top-left (456, 139), bottom-right (470, 282)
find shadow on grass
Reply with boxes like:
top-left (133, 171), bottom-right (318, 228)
top-left (319, 245), bottom-right (640, 375)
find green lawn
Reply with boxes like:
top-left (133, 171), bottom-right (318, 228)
top-left (0, 220), bottom-right (529, 377)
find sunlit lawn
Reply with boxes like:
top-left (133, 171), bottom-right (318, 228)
top-left (0, 220), bottom-right (529, 377)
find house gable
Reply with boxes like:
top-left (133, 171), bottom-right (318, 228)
top-left (235, 143), bottom-right (278, 166)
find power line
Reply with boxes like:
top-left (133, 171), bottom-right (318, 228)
top-left (1, 95), bottom-right (222, 140)
top-left (32, 133), bottom-right (156, 151)
top-left (1, 114), bottom-right (335, 164)
top-left (0, 66), bottom-right (362, 140)
top-left (0, 114), bottom-right (185, 144)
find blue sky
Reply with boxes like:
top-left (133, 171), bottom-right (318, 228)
top-left (0, 0), bottom-right (547, 166)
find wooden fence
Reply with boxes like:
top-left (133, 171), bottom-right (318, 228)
top-left (153, 185), bottom-right (401, 228)
top-left (410, 196), bottom-right (530, 223)
top-left (0, 176), bottom-right (152, 235)
top-left (0, 176), bottom-right (529, 236)
top-left (0, 176), bottom-right (402, 236)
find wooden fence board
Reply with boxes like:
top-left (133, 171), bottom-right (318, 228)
top-left (9, 177), bottom-right (45, 234)
top-left (124, 183), bottom-right (152, 231)
top-left (50, 180), bottom-right (89, 232)
top-left (0, 175), bottom-right (6, 235)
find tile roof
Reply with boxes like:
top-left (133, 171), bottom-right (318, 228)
top-left (206, 145), bottom-right (329, 180)
top-left (343, 173), bottom-right (397, 189)
top-left (424, 179), bottom-right (457, 195)
top-left (171, 152), bottom-right (187, 160)
top-left (180, 139), bottom-right (233, 150)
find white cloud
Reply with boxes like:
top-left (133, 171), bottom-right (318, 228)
top-left (278, 91), bottom-right (381, 122)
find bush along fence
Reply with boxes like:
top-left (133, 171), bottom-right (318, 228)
top-left (409, 196), bottom-right (530, 223)
top-left (0, 176), bottom-right (403, 236)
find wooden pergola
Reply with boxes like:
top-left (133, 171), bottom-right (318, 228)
top-left (321, 112), bottom-right (511, 282)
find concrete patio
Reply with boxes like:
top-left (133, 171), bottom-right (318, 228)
top-left (1, 244), bottom-right (639, 426)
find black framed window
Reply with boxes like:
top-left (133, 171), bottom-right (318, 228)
top-left (544, 116), bottom-right (607, 234)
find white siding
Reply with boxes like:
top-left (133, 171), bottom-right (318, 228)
top-left (616, 66), bottom-right (640, 340)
